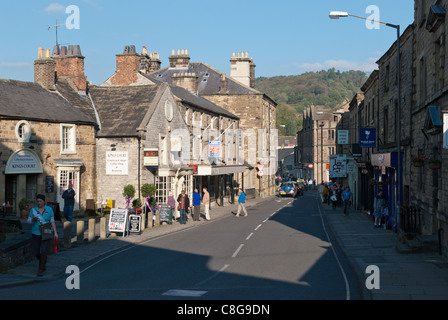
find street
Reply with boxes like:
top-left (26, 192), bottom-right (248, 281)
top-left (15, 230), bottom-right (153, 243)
top-left (0, 192), bottom-right (362, 300)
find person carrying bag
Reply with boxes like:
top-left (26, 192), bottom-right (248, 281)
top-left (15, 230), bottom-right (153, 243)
top-left (27, 194), bottom-right (58, 277)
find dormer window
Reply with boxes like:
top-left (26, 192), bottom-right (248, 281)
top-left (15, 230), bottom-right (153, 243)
top-left (426, 4), bottom-right (446, 32)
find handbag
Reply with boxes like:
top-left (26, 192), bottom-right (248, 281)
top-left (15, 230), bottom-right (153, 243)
top-left (39, 222), bottom-right (54, 241)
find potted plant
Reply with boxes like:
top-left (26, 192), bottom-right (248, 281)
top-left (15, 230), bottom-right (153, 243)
top-left (18, 197), bottom-right (31, 219)
top-left (132, 198), bottom-right (142, 214)
top-left (429, 157), bottom-right (442, 169)
top-left (122, 184), bottom-right (136, 209)
top-left (412, 155), bottom-right (427, 167)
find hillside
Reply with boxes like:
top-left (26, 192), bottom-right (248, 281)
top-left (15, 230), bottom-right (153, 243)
top-left (255, 68), bottom-right (368, 135)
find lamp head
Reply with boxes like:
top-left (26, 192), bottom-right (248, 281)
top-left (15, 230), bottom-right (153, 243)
top-left (329, 11), bottom-right (349, 19)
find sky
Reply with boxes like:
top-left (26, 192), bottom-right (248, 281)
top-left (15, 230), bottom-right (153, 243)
top-left (0, 0), bottom-right (415, 86)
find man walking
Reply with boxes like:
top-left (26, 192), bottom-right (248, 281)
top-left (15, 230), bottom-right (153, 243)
top-left (192, 188), bottom-right (201, 221)
top-left (235, 188), bottom-right (248, 217)
top-left (62, 182), bottom-right (75, 222)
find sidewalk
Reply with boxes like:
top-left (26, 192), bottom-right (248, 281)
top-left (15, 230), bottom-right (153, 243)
top-left (2, 192), bottom-right (448, 300)
top-left (318, 193), bottom-right (448, 300)
top-left (0, 196), bottom-right (265, 289)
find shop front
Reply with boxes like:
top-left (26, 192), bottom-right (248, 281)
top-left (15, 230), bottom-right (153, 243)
top-left (3, 149), bottom-right (44, 217)
top-left (371, 152), bottom-right (402, 231)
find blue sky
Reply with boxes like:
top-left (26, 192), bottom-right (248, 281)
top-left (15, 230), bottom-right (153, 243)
top-left (0, 0), bottom-right (414, 86)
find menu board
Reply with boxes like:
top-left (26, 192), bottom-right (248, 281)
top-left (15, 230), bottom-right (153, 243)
top-left (128, 214), bottom-right (141, 234)
top-left (108, 209), bottom-right (128, 236)
top-left (158, 204), bottom-right (172, 224)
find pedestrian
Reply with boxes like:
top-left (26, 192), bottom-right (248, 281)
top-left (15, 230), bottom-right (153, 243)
top-left (235, 188), bottom-right (248, 217)
top-left (27, 194), bottom-right (59, 277)
top-left (177, 190), bottom-right (190, 224)
top-left (322, 183), bottom-right (329, 205)
top-left (341, 186), bottom-right (353, 217)
top-left (193, 188), bottom-right (201, 221)
top-left (202, 187), bottom-right (210, 221)
top-left (167, 192), bottom-right (176, 220)
top-left (329, 185), bottom-right (338, 210)
top-left (373, 189), bottom-right (385, 228)
top-left (62, 182), bottom-right (75, 222)
top-left (336, 184), bottom-right (343, 208)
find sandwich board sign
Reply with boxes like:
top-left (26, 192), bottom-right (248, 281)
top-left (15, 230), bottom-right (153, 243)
top-left (108, 208), bottom-right (128, 237)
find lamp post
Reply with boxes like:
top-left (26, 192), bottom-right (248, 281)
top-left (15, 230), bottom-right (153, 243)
top-left (329, 10), bottom-right (401, 230)
top-left (319, 122), bottom-right (325, 184)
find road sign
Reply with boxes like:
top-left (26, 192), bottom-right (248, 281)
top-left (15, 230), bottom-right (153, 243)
top-left (257, 170), bottom-right (264, 177)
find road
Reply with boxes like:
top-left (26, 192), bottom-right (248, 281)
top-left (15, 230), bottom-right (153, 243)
top-left (0, 192), bottom-right (363, 300)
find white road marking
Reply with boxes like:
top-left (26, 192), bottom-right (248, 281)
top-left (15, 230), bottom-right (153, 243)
top-left (246, 232), bottom-right (254, 240)
top-left (232, 244), bottom-right (244, 258)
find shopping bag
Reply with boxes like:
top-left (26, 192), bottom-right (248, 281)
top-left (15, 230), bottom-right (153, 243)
top-left (53, 237), bottom-right (59, 253)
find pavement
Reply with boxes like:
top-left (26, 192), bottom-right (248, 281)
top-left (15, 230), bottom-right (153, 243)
top-left (1, 190), bottom-right (448, 300)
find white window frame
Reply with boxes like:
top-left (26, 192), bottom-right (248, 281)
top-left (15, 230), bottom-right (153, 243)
top-left (15, 120), bottom-right (31, 143)
top-left (60, 124), bottom-right (77, 154)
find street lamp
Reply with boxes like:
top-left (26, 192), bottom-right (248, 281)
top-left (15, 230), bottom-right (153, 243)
top-left (329, 10), bottom-right (402, 230)
top-left (319, 122), bottom-right (325, 184)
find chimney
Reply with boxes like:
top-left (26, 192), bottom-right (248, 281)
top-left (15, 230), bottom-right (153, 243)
top-left (34, 47), bottom-right (56, 90)
top-left (171, 72), bottom-right (198, 95)
top-left (220, 74), bottom-right (228, 94)
top-left (53, 44), bottom-right (88, 92)
top-left (139, 46), bottom-right (161, 74)
top-left (169, 49), bottom-right (190, 68)
top-left (109, 45), bottom-right (140, 86)
top-left (230, 51), bottom-right (255, 88)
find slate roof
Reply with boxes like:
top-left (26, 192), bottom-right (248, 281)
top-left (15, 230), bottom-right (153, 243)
top-left (169, 85), bottom-right (239, 120)
top-left (145, 62), bottom-right (260, 96)
top-left (0, 79), bottom-right (95, 125)
top-left (88, 84), bottom-right (162, 137)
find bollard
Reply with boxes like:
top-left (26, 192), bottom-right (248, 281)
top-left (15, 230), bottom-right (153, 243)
top-left (88, 218), bottom-right (95, 242)
top-left (141, 214), bottom-right (145, 231)
top-left (63, 221), bottom-right (71, 249)
top-left (100, 217), bottom-right (107, 239)
top-left (77, 220), bottom-right (85, 244)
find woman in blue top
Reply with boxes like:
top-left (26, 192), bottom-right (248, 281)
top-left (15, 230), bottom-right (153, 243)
top-left (27, 194), bottom-right (58, 276)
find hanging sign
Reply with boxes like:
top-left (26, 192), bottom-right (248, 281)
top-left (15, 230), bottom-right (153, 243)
top-left (329, 154), bottom-right (347, 178)
top-left (359, 128), bottom-right (376, 148)
top-left (209, 141), bottom-right (221, 157)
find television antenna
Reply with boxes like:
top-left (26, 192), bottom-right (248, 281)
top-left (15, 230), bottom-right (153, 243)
top-left (47, 19), bottom-right (65, 47)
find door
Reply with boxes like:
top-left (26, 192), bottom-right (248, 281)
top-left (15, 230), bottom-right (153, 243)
top-left (57, 169), bottom-right (80, 211)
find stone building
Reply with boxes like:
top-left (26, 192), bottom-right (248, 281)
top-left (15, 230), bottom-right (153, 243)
top-left (96, 46), bottom-right (244, 207)
top-left (296, 101), bottom-right (349, 185)
top-left (143, 50), bottom-right (277, 198)
top-left (0, 47), bottom-right (97, 216)
top-left (410, 0), bottom-right (448, 254)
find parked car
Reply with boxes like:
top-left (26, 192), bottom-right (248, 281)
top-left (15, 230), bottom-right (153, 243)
top-left (279, 182), bottom-right (299, 197)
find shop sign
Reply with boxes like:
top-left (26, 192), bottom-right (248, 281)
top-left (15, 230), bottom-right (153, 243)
top-left (108, 208), bottom-right (128, 237)
top-left (5, 149), bottom-right (43, 174)
top-left (359, 128), bottom-right (376, 148)
top-left (106, 151), bottom-right (128, 175)
top-left (143, 148), bottom-right (159, 166)
top-left (209, 141), bottom-right (221, 157)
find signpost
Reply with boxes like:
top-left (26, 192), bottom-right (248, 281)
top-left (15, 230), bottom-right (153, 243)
top-left (108, 208), bottom-right (128, 237)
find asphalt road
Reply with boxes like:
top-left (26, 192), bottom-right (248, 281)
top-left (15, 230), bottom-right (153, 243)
top-left (1, 192), bottom-right (362, 300)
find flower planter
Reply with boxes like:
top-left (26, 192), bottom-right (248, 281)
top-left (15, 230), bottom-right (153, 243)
top-left (413, 161), bottom-right (424, 167)
top-left (429, 162), bottom-right (441, 169)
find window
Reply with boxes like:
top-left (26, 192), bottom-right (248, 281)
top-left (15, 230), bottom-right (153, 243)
top-left (15, 120), bottom-right (31, 143)
top-left (155, 176), bottom-right (172, 204)
top-left (61, 124), bottom-right (76, 154)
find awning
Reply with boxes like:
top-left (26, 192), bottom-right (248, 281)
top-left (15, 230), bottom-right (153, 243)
top-left (197, 164), bottom-right (247, 176)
